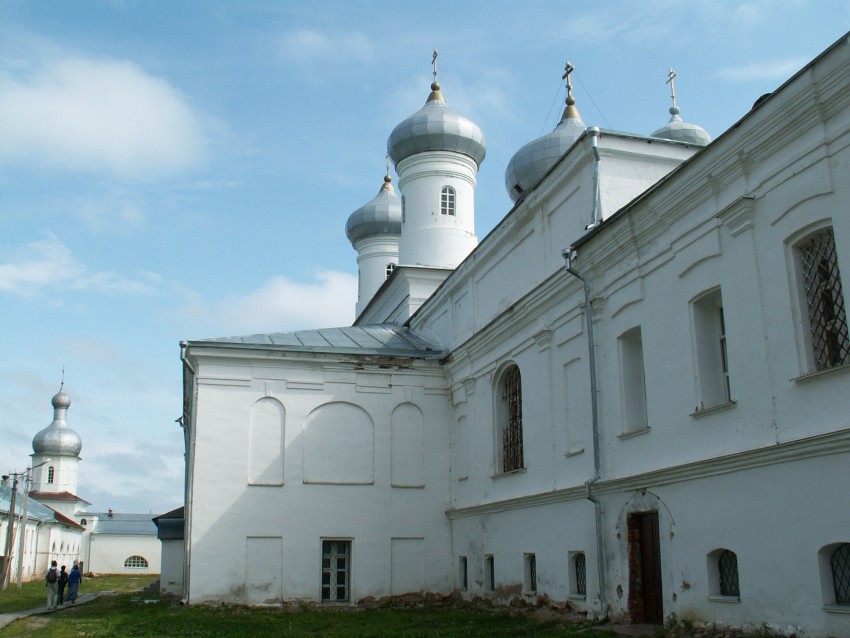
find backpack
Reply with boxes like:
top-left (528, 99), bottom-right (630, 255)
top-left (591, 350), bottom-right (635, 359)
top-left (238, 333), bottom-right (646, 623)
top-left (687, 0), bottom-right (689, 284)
top-left (46, 568), bottom-right (57, 583)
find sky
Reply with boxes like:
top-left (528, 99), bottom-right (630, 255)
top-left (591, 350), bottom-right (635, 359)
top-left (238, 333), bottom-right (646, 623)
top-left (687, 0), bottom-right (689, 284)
top-left (1, 0), bottom-right (848, 516)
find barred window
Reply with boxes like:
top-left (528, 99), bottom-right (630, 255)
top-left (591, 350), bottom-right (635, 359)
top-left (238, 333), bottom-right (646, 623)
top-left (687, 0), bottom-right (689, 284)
top-left (386, 263), bottom-right (396, 279)
top-left (47, 466), bottom-right (54, 484)
top-left (718, 550), bottom-right (740, 597)
top-left (574, 552), bottom-right (587, 596)
top-left (441, 186), bottom-right (456, 216)
top-left (499, 365), bottom-right (523, 472)
top-left (124, 555), bottom-right (148, 568)
top-left (832, 543), bottom-right (850, 605)
top-left (797, 228), bottom-right (848, 370)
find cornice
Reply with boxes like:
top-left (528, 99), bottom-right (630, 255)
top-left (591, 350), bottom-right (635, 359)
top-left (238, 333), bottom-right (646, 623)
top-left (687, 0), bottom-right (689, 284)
top-left (446, 427), bottom-right (850, 519)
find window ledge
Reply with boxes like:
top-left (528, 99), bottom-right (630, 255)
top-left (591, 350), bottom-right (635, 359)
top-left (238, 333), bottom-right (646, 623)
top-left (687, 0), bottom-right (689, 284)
top-left (567, 593), bottom-right (587, 601)
top-left (690, 401), bottom-right (737, 419)
top-left (708, 595), bottom-right (741, 604)
top-left (565, 447), bottom-right (585, 458)
top-left (492, 467), bottom-right (527, 480)
top-left (618, 426), bottom-right (650, 440)
top-left (823, 604), bottom-right (850, 614)
top-left (792, 362), bottom-right (850, 384)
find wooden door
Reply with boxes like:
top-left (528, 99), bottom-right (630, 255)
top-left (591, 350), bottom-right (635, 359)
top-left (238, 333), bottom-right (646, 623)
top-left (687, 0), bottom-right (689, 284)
top-left (638, 512), bottom-right (663, 624)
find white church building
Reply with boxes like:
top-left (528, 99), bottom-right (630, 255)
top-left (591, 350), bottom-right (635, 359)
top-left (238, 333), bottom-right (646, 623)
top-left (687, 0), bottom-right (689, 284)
top-left (177, 34), bottom-right (850, 636)
top-left (1, 383), bottom-right (161, 582)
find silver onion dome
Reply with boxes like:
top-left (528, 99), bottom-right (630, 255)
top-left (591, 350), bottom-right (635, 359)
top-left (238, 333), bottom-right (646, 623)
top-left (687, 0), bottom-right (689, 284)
top-left (387, 82), bottom-right (487, 168)
top-left (346, 174), bottom-right (403, 244)
top-left (32, 384), bottom-right (82, 457)
top-left (505, 95), bottom-right (586, 203)
top-left (652, 105), bottom-right (711, 146)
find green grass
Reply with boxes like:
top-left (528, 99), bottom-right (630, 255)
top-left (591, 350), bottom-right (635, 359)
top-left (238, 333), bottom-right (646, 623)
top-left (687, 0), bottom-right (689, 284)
top-left (0, 577), bottom-right (617, 637)
top-left (0, 574), bottom-right (149, 613)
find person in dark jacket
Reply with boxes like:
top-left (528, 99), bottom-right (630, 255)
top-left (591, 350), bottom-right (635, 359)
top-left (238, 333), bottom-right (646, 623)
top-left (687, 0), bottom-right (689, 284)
top-left (65, 563), bottom-right (82, 604)
top-left (57, 565), bottom-right (68, 605)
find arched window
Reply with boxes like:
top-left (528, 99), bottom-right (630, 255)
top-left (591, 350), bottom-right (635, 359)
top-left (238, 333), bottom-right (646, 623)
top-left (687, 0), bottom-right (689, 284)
top-left (831, 543), bottom-right (850, 605)
top-left (707, 548), bottom-right (740, 599)
top-left (440, 186), bottom-right (456, 216)
top-left (47, 466), bottom-right (54, 483)
top-left (386, 263), bottom-right (396, 279)
top-left (497, 364), bottom-right (523, 472)
top-left (795, 227), bottom-right (848, 370)
top-left (573, 552), bottom-right (587, 596)
top-left (718, 550), bottom-right (740, 597)
top-left (124, 555), bottom-right (149, 569)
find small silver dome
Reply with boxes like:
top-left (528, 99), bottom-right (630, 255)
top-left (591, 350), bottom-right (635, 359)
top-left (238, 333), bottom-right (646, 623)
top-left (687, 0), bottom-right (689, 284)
top-left (387, 82), bottom-right (487, 168)
top-left (652, 106), bottom-right (711, 146)
top-left (346, 174), bottom-right (402, 244)
top-left (32, 384), bottom-right (82, 457)
top-left (505, 98), bottom-right (586, 202)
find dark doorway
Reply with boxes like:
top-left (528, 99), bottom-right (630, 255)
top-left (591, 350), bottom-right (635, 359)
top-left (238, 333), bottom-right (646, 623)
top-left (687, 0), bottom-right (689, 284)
top-left (628, 511), bottom-right (663, 624)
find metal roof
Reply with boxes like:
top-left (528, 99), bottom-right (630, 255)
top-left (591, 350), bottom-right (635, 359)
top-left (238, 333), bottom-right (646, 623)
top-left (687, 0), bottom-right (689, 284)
top-left (0, 485), bottom-right (81, 527)
top-left (192, 324), bottom-right (446, 359)
top-left (87, 512), bottom-right (157, 536)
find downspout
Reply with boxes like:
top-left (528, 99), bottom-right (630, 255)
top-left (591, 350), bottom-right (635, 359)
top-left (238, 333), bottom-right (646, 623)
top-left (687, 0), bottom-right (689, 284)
top-left (562, 130), bottom-right (606, 618)
top-left (179, 341), bottom-right (195, 604)
top-left (587, 127), bottom-right (602, 229)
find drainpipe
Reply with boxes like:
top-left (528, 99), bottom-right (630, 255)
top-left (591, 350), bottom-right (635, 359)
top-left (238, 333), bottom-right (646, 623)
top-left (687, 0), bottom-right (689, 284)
top-left (179, 341), bottom-right (195, 604)
top-left (562, 248), bottom-right (607, 619)
top-left (586, 127), bottom-right (602, 230)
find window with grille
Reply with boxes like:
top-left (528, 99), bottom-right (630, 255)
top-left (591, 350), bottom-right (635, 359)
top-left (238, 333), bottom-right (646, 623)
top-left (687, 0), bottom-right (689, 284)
top-left (124, 555), bottom-right (148, 568)
top-left (797, 228), bottom-right (848, 371)
top-left (441, 186), bottom-right (456, 216)
top-left (573, 552), bottom-right (587, 596)
top-left (47, 466), bottom-right (54, 483)
top-left (524, 553), bottom-right (537, 593)
top-left (322, 540), bottom-right (351, 602)
top-left (499, 365), bottom-right (524, 472)
top-left (832, 543), bottom-right (850, 605)
top-left (386, 263), bottom-right (396, 279)
top-left (718, 550), bottom-right (740, 597)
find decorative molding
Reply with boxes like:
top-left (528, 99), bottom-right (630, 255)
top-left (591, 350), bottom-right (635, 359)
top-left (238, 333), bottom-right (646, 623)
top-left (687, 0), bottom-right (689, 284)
top-left (447, 428), bottom-right (850, 519)
top-left (716, 195), bottom-right (756, 238)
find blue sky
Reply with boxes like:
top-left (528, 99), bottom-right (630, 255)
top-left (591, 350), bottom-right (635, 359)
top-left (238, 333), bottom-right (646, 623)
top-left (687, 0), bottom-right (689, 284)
top-left (1, 1), bottom-right (847, 515)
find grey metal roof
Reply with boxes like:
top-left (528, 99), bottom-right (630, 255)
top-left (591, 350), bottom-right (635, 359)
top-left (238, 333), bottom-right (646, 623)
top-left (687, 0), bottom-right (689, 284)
top-left (345, 176), bottom-right (402, 244)
top-left (504, 112), bottom-right (586, 203)
top-left (0, 485), bottom-right (75, 524)
top-left (32, 385), bottom-right (82, 457)
top-left (651, 107), bottom-right (711, 146)
top-left (388, 85), bottom-right (486, 168)
top-left (87, 512), bottom-right (157, 536)
top-left (194, 324), bottom-right (446, 359)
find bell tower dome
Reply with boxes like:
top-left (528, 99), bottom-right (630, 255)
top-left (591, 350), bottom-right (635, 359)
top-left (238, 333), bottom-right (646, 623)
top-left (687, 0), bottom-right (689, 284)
top-left (31, 377), bottom-right (82, 496)
top-left (387, 50), bottom-right (486, 269)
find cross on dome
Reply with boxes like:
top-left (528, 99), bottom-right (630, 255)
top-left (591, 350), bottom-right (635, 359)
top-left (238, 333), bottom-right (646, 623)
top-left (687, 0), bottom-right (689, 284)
top-left (667, 67), bottom-right (679, 113)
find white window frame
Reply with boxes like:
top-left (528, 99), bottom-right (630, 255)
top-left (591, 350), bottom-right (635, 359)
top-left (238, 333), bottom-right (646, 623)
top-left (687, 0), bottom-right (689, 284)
top-left (440, 186), bottom-right (456, 216)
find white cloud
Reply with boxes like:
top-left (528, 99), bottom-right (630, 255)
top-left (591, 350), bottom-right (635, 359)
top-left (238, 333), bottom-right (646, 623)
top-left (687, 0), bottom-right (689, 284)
top-left (714, 57), bottom-right (810, 83)
top-left (181, 271), bottom-right (357, 337)
top-left (0, 57), bottom-right (205, 177)
top-left (0, 235), bottom-right (159, 295)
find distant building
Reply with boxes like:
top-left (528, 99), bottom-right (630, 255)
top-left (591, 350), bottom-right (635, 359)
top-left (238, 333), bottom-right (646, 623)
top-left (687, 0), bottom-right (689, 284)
top-left (178, 34), bottom-right (850, 637)
top-left (1, 384), bottom-right (160, 581)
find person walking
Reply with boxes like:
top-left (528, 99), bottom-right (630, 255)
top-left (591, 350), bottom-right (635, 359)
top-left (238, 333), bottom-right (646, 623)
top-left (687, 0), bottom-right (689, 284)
top-left (57, 565), bottom-right (68, 605)
top-left (65, 563), bottom-right (82, 604)
top-left (45, 561), bottom-right (59, 609)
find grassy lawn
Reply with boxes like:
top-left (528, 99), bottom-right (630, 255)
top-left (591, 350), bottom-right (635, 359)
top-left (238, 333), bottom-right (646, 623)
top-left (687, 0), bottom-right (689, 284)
top-left (0, 574), bottom-right (150, 613)
top-left (0, 576), bottom-right (619, 637)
